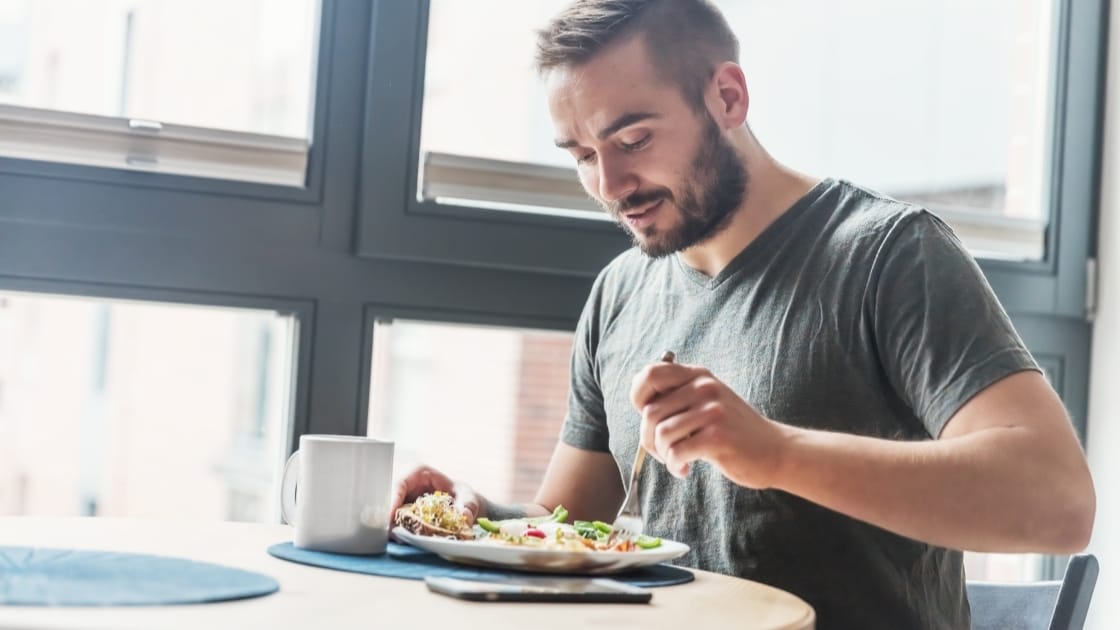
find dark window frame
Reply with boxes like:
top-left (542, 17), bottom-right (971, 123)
top-left (354, 1), bottom-right (1106, 582)
top-left (0, 1), bottom-right (1106, 565)
top-left (356, 0), bottom-right (1108, 319)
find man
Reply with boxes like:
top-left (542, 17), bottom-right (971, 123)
top-left (390, 1), bottom-right (1095, 627)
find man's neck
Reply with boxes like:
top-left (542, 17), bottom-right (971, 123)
top-left (677, 137), bottom-right (819, 278)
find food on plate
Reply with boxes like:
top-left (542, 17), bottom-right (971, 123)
top-left (394, 491), bottom-right (474, 540)
top-left (397, 493), bottom-right (663, 552)
top-left (477, 516), bottom-right (663, 552)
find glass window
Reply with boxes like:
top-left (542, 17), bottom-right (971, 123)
top-left (0, 0), bottom-right (319, 185)
top-left (0, 292), bottom-right (297, 522)
top-left (0, 0), bottom-right (317, 137)
top-left (419, 0), bottom-right (1054, 260)
top-left (722, 0), bottom-right (1053, 262)
top-left (965, 552), bottom-right (1044, 583)
top-left (367, 319), bottom-right (573, 503)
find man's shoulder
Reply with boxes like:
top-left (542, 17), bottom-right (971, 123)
top-left (815, 179), bottom-right (949, 254)
top-left (827, 179), bottom-right (933, 235)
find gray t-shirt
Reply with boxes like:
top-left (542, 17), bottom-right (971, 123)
top-left (561, 179), bottom-right (1038, 629)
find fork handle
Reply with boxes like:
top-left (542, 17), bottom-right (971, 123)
top-left (626, 448), bottom-right (647, 493)
top-left (624, 351), bottom-right (673, 494)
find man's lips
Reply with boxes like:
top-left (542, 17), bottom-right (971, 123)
top-left (623, 198), bottom-right (665, 229)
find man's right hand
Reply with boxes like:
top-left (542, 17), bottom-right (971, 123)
top-left (388, 465), bottom-right (483, 525)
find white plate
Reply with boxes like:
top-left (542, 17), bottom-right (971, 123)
top-left (392, 526), bottom-right (690, 575)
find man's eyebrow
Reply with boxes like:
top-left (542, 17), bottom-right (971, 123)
top-left (597, 112), bottom-right (659, 140)
top-left (553, 111), bottom-right (660, 149)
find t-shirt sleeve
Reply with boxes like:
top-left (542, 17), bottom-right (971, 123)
top-left (871, 212), bottom-right (1039, 438)
top-left (559, 274), bottom-right (611, 452)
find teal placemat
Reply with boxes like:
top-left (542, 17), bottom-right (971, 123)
top-left (0, 546), bottom-right (279, 606)
top-left (268, 542), bottom-right (694, 587)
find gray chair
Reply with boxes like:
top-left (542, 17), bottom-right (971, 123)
top-left (967, 554), bottom-right (1099, 630)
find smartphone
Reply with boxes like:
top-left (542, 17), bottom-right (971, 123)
top-left (424, 576), bottom-right (653, 603)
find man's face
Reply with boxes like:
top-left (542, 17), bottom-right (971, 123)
top-left (547, 37), bottom-right (747, 258)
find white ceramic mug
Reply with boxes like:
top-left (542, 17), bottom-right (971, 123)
top-left (280, 434), bottom-right (395, 555)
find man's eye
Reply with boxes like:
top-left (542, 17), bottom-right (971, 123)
top-left (576, 152), bottom-right (597, 164)
top-left (621, 135), bottom-right (651, 152)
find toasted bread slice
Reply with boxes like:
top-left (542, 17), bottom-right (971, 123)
top-left (395, 503), bottom-right (474, 540)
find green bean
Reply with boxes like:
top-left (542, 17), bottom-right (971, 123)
top-left (550, 505), bottom-right (569, 523)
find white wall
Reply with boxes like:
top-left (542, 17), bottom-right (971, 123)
top-left (1083, 4), bottom-right (1120, 627)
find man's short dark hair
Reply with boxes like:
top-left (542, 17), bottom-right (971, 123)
top-left (535, 0), bottom-right (740, 111)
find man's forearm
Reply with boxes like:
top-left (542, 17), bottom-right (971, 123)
top-left (773, 424), bottom-right (1094, 553)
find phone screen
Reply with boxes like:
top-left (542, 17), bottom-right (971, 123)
top-left (424, 576), bottom-right (653, 603)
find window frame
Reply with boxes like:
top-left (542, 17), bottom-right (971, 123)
top-left (357, 0), bottom-right (1107, 319)
top-left (355, 3), bottom-right (1106, 585)
top-left (0, 0), bottom-right (598, 524)
top-left (356, 1), bottom-right (628, 279)
top-left (0, 0), bottom-right (1106, 554)
top-left (973, 0), bottom-right (1109, 319)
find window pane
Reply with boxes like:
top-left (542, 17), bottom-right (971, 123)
top-left (0, 292), bottom-right (297, 522)
top-left (367, 320), bottom-right (573, 503)
top-left (722, 0), bottom-right (1053, 262)
top-left (0, 0), bottom-right (318, 139)
top-left (420, 0), bottom-right (1054, 260)
top-left (964, 552), bottom-right (1045, 582)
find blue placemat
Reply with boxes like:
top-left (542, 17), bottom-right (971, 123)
top-left (268, 542), bottom-right (694, 587)
top-left (0, 546), bottom-right (279, 607)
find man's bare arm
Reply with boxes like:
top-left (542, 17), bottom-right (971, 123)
top-left (533, 442), bottom-right (625, 522)
top-left (636, 364), bottom-right (1095, 553)
top-left (391, 443), bottom-right (623, 524)
top-left (770, 372), bottom-right (1094, 552)
top-left (477, 444), bottom-right (623, 521)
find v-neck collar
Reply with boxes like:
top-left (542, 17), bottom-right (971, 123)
top-left (673, 178), bottom-right (834, 290)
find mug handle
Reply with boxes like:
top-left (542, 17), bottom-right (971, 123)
top-left (280, 449), bottom-right (301, 525)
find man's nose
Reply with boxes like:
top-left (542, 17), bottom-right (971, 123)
top-left (597, 157), bottom-right (638, 204)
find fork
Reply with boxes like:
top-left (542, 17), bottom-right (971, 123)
top-left (609, 350), bottom-right (675, 544)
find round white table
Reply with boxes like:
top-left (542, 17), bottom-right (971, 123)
top-left (0, 517), bottom-right (815, 629)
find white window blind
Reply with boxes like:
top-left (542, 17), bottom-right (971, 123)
top-left (420, 150), bottom-right (1043, 259)
top-left (0, 104), bottom-right (308, 186)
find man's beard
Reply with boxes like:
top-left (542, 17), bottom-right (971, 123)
top-left (605, 116), bottom-right (748, 258)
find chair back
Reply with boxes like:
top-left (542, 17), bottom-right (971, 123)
top-left (967, 554), bottom-right (1098, 630)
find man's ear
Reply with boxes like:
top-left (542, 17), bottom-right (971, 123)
top-left (708, 62), bottom-right (749, 129)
